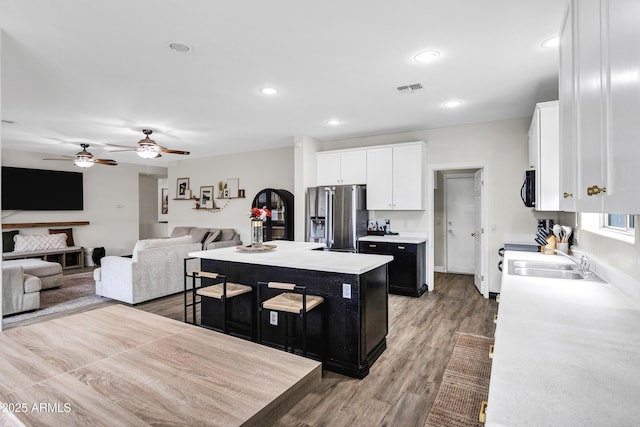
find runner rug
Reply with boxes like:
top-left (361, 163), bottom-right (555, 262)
top-left (425, 333), bottom-right (494, 427)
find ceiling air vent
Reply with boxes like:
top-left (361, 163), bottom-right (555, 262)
top-left (396, 83), bottom-right (424, 94)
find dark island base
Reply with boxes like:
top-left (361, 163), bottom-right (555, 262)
top-left (390, 283), bottom-right (428, 297)
top-left (200, 259), bottom-right (389, 379)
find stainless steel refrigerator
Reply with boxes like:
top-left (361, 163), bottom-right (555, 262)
top-left (306, 185), bottom-right (367, 251)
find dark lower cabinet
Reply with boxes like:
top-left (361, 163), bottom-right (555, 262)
top-left (358, 240), bottom-right (427, 297)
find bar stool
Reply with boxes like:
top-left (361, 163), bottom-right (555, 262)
top-left (188, 268), bottom-right (254, 338)
top-left (257, 281), bottom-right (324, 357)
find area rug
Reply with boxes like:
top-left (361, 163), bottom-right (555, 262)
top-left (425, 333), bottom-right (494, 427)
top-left (41, 271), bottom-right (96, 309)
top-left (3, 271), bottom-right (105, 325)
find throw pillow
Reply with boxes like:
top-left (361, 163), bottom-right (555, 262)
top-left (189, 227), bottom-right (209, 244)
top-left (49, 228), bottom-right (75, 246)
top-left (220, 228), bottom-right (237, 242)
top-left (170, 227), bottom-right (192, 238)
top-left (203, 229), bottom-right (222, 247)
top-left (2, 230), bottom-right (19, 252)
top-left (14, 234), bottom-right (67, 252)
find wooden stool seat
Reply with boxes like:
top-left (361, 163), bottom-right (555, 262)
top-left (262, 293), bottom-right (324, 314)
top-left (197, 283), bottom-right (252, 300)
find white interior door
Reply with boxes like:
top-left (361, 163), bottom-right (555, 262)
top-left (445, 175), bottom-right (475, 274)
top-left (473, 170), bottom-right (483, 293)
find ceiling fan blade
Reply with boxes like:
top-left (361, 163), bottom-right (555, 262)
top-left (159, 146), bottom-right (190, 155)
top-left (42, 158), bottom-right (73, 161)
top-left (105, 143), bottom-right (137, 151)
top-left (94, 158), bottom-right (118, 166)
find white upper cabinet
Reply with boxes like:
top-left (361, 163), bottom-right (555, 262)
top-left (366, 142), bottom-right (425, 210)
top-left (600, 0), bottom-right (640, 213)
top-left (562, 0), bottom-right (640, 213)
top-left (316, 149), bottom-right (366, 185)
top-left (558, 6), bottom-right (577, 212)
top-left (529, 101), bottom-right (560, 211)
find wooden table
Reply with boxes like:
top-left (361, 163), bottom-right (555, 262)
top-left (0, 305), bottom-right (321, 426)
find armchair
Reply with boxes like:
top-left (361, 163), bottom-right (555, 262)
top-left (2, 264), bottom-right (42, 316)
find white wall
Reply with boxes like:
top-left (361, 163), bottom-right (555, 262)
top-left (318, 118), bottom-right (536, 293)
top-left (139, 174), bottom-right (168, 239)
top-left (293, 135), bottom-right (322, 241)
top-left (1, 148), bottom-right (167, 256)
top-left (167, 146), bottom-right (294, 242)
top-left (560, 211), bottom-right (640, 283)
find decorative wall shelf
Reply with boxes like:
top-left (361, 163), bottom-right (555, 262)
top-left (2, 221), bottom-right (90, 230)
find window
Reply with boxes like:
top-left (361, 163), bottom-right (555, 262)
top-left (603, 214), bottom-right (635, 234)
top-left (579, 213), bottom-right (636, 244)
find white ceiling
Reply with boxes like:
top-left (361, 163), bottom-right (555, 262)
top-left (0, 0), bottom-right (567, 167)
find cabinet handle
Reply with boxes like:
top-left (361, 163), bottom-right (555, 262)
top-left (369, 244), bottom-right (377, 248)
top-left (489, 344), bottom-right (494, 359)
top-left (479, 401), bottom-right (488, 423)
top-left (587, 185), bottom-right (606, 196)
top-left (397, 245), bottom-right (405, 250)
top-left (493, 314), bottom-right (498, 324)
top-left (563, 192), bottom-right (573, 199)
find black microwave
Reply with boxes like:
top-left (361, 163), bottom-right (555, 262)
top-left (521, 170), bottom-right (535, 208)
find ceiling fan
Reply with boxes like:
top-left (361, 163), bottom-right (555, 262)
top-left (43, 144), bottom-right (117, 168)
top-left (107, 129), bottom-right (190, 159)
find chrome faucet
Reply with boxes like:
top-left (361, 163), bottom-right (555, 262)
top-left (552, 248), bottom-right (591, 277)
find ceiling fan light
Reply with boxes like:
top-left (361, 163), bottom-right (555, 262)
top-left (137, 149), bottom-right (160, 159)
top-left (74, 158), bottom-right (94, 168)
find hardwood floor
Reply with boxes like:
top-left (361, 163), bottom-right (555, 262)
top-left (135, 272), bottom-right (498, 426)
top-left (3, 272), bottom-right (497, 426)
top-left (272, 272), bottom-right (498, 426)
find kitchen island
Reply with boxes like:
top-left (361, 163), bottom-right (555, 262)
top-left (189, 241), bottom-right (393, 378)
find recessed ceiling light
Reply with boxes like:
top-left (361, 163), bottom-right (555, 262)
top-left (260, 87), bottom-right (279, 95)
top-left (414, 50), bottom-right (440, 63)
top-left (326, 119), bottom-right (343, 126)
top-left (541, 36), bottom-right (560, 48)
top-left (442, 99), bottom-right (463, 108)
top-left (168, 41), bottom-right (192, 53)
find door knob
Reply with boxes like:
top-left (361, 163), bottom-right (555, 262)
top-left (563, 192), bottom-right (573, 199)
top-left (471, 232), bottom-right (477, 237)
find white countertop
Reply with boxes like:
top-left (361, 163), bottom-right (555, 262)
top-left (189, 240), bottom-right (393, 275)
top-left (358, 235), bottom-right (426, 244)
top-left (487, 250), bottom-right (640, 426)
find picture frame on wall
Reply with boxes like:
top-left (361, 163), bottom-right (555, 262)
top-left (200, 185), bottom-right (215, 209)
top-left (226, 178), bottom-right (239, 198)
top-left (161, 188), bottom-right (168, 214)
top-left (176, 177), bottom-right (189, 199)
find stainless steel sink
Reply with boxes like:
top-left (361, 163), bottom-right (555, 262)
top-left (510, 260), bottom-right (574, 271)
top-left (510, 267), bottom-right (585, 280)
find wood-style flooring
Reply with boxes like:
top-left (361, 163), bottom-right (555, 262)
top-left (137, 272), bottom-right (498, 426)
top-left (3, 272), bottom-right (497, 426)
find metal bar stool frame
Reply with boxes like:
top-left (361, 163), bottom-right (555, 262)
top-left (257, 281), bottom-right (324, 357)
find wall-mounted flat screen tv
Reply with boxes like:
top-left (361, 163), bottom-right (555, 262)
top-left (1, 166), bottom-right (84, 211)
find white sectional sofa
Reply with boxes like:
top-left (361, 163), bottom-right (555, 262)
top-left (94, 235), bottom-right (201, 304)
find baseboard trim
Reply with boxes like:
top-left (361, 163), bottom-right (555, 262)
top-left (434, 266), bottom-right (445, 273)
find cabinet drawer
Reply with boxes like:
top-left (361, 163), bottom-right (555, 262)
top-left (389, 243), bottom-right (416, 254)
top-left (358, 242), bottom-right (390, 253)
